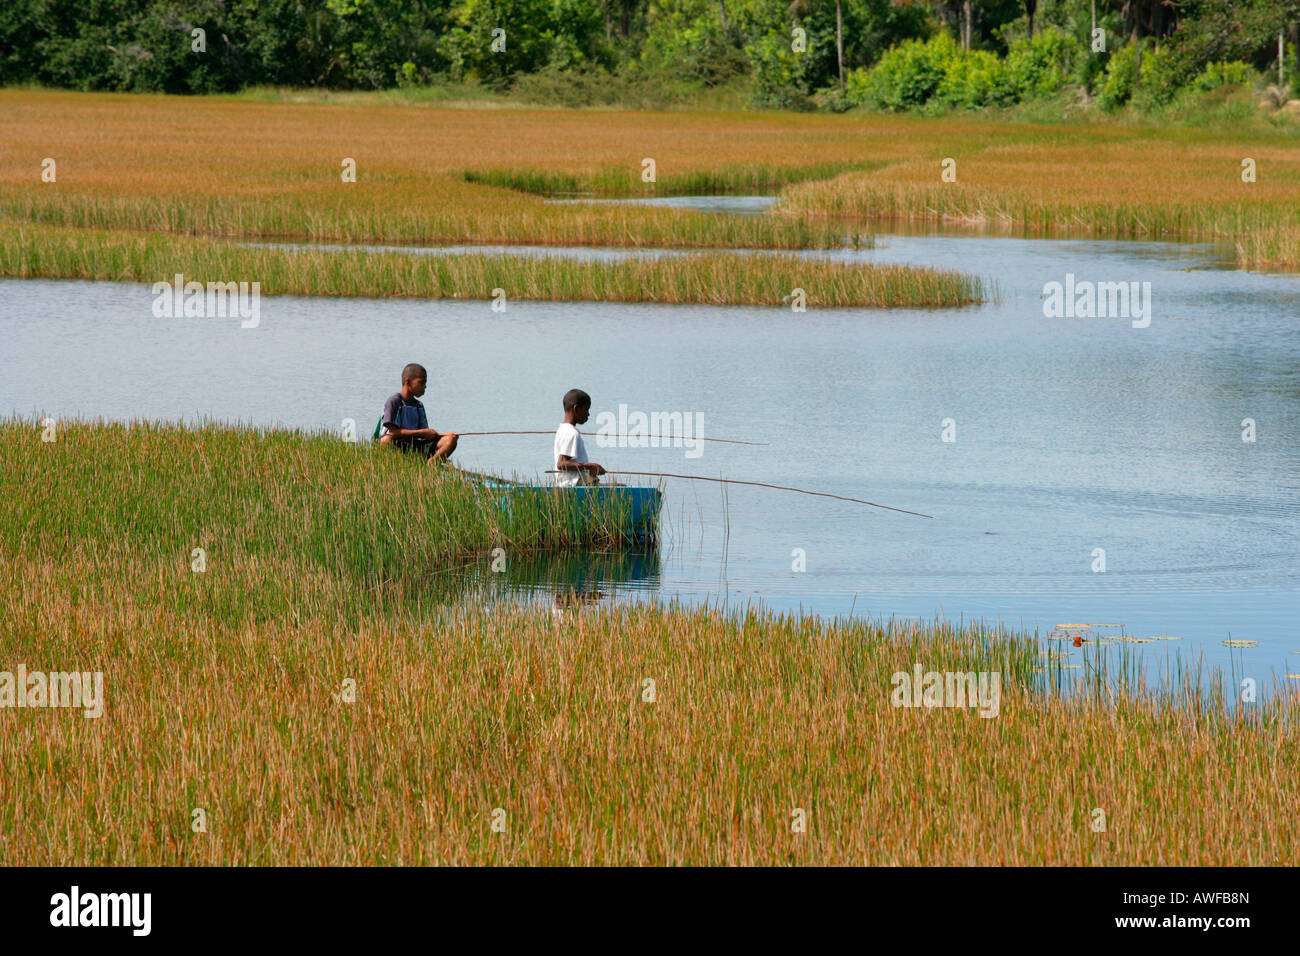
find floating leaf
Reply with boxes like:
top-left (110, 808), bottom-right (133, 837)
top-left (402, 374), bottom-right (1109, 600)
top-left (1146, 635), bottom-right (1183, 640)
top-left (1222, 639), bottom-right (1257, 648)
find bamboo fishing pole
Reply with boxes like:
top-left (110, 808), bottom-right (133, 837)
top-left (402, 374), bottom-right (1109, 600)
top-left (545, 470), bottom-right (934, 518)
top-left (455, 430), bottom-right (767, 446)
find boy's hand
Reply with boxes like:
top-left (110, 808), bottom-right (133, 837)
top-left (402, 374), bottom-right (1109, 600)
top-left (589, 463), bottom-right (606, 476)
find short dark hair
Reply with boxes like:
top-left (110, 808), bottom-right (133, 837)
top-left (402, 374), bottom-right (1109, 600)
top-left (401, 363), bottom-right (427, 384)
top-left (563, 388), bottom-right (591, 412)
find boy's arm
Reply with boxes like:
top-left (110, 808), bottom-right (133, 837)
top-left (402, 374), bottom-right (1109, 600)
top-left (557, 454), bottom-right (605, 475)
top-left (386, 425), bottom-right (455, 440)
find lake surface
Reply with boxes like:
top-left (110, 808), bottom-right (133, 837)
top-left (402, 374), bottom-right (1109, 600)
top-left (3, 227), bottom-right (1298, 694)
top-left (546, 195), bottom-right (779, 216)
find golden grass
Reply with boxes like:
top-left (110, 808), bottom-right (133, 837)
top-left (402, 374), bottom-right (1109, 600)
top-left (0, 221), bottom-right (983, 307)
top-left (0, 89), bottom-right (930, 248)
top-left (0, 420), bottom-right (648, 585)
top-left (4, 567), bottom-right (1297, 866)
top-left (1, 422), bottom-right (1297, 865)
top-left (778, 137), bottom-right (1300, 267)
top-left (4, 91), bottom-right (1299, 250)
top-left (4, 87), bottom-right (1296, 297)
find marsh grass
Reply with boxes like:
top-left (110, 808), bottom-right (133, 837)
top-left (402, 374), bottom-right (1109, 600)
top-left (461, 161), bottom-right (866, 197)
top-left (0, 420), bottom-right (633, 599)
top-left (778, 138), bottom-right (1300, 268)
top-left (1, 89), bottom-right (900, 250)
top-left (4, 91), bottom-right (1300, 267)
top-left (0, 222), bottom-right (984, 307)
top-left (0, 185), bottom-right (857, 251)
top-left (1, 420), bottom-right (1296, 865)
top-left (6, 89), bottom-right (1297, 284)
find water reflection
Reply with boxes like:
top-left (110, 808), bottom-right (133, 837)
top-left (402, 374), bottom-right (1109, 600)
top-left (545, 195), bottom-right (780, 216)
top-left (450, 544), bottom-right (661, 612)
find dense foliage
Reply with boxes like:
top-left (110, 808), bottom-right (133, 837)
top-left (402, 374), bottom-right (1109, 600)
top-left (0, 0), bottom-right (1296, 112)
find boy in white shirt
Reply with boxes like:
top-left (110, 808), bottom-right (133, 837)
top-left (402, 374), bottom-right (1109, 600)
top-left (554, 388), bottom-right (607, 487)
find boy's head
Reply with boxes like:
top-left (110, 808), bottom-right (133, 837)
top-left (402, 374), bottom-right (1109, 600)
top-left (401, 363), bottom-right (428, 397)
top-left (563, 388), bottom-right (591, 425)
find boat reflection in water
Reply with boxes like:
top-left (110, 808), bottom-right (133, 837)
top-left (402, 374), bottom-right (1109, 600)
top-left (448, 544), bottom-right (662, 613)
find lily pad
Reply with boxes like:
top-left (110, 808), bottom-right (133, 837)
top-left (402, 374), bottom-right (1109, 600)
top-left (1222, 639), bottom-right (1257, 648)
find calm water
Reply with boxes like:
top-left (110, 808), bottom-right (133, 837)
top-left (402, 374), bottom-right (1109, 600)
top-left (546, 195), bottom-right (779, 216)
top-left (3, 227), bottom-right (1298, 691)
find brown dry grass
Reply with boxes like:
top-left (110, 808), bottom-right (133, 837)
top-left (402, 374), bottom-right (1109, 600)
top-left (1, 422), bottom-right (1296, 866)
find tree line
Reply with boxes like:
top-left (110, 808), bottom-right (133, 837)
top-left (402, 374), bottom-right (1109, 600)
top-left (0, 0), bottom-right (1295, 110)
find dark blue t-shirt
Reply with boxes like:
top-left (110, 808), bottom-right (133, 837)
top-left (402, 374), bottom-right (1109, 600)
top-left (382, 392), bottom-right (429, 435)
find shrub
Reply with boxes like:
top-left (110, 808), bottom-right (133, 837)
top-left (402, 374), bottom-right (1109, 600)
top-left (847, 32), bottom-right (959, 111)
top-left (933, 50), bottom-right (1013, 110)
top-left (641, 12), bottom-right (746, 88)
top-left (1004, 28), bottom-right (1076, 100)
top-left (1193, 60), bottom-right (1255, 93)
top-left (745, 31), bottom-right (814, 110)
top-left (1133, 44), bottom-right (1182, 109)
top-left (1097, 40), bottom-right (1142, 111)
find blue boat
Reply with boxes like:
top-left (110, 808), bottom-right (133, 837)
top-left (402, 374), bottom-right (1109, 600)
top-left (482, 482), bottom-right (662, 539)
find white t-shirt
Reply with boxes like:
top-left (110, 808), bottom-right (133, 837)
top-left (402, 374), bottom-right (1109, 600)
top-left (553, 423), bottom-right (588, 487)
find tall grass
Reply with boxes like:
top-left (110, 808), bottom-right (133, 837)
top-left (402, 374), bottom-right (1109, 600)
top-left (0, 222), bottom-right (984, 307)
top-left (778, 138), bottom-right (1300, 267)
top-left (4, 90), bottom-right (1300, 266)
top-left (0, 185), bottom-right (858, 251)
top-left (461, 161), bottom-right (868, 197)
top-left (2, 421), bottom-right (1295, 865)
top-left (0, 89), bottom-right (909, 250)
top-left (6, 89), bottom-right (1297, 281)
top-left (0, 420), bottom-right (633, 601)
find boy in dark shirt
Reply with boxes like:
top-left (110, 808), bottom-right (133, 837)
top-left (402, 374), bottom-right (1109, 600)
top-left (379, 363), bottom-right (458, 462)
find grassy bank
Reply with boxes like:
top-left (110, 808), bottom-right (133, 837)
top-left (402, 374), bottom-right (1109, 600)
top-left (1, 422), bottom-right (1296, 865)
top-left (0, 420), bottom-right (637, 598)
top-left (3, 90), bottom-right (1299, 273)
top-left (777, 135), bottom-right (1300, 269)
top-left (0, 89), bottom-right (896, 250)
top-left (0, 222), bottom-right (984, 307)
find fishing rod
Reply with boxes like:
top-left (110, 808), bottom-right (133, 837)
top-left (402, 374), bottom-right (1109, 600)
top-left (545, 470), bottom-right (934, 518)
top-left (457, 430), bottom-right (767, 446)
